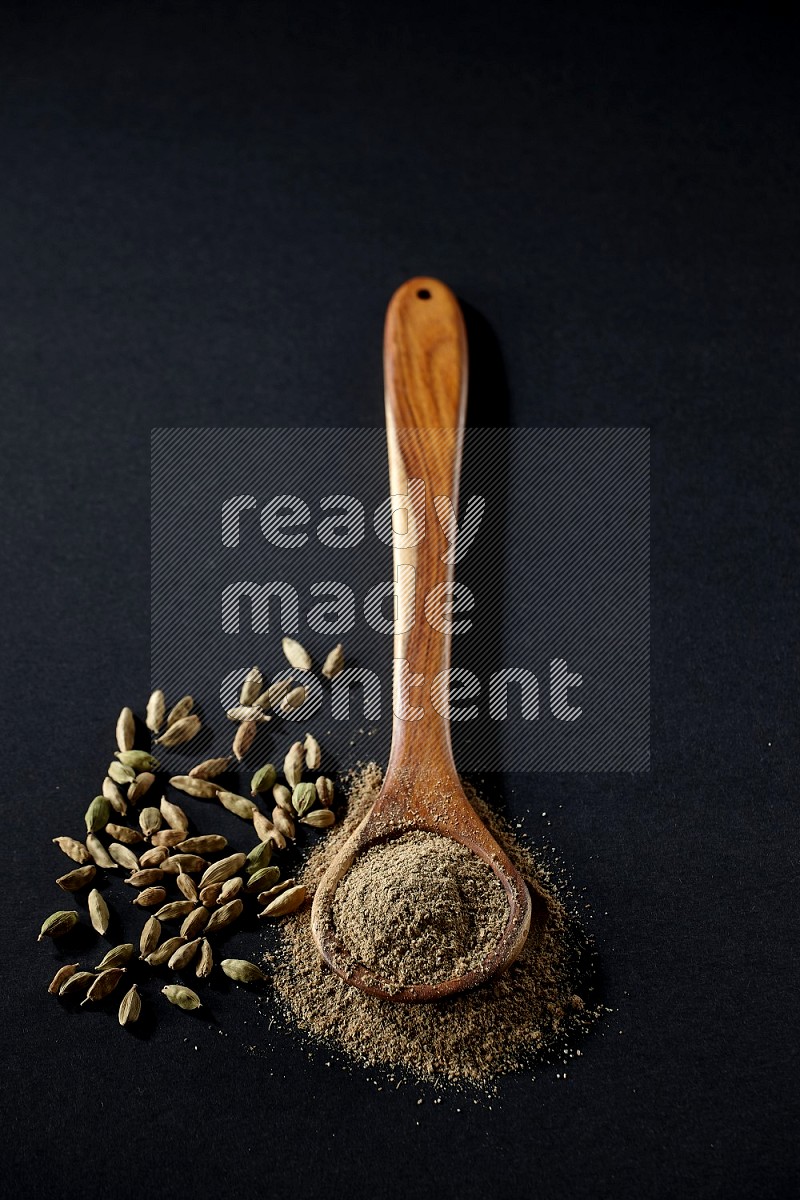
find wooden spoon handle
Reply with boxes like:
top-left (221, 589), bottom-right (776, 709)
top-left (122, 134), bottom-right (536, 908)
top-left (383, 277), bottom-right (468, 784)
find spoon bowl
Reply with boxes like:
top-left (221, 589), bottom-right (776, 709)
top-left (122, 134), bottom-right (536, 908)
top-left (310, 277), bottom-right (532, 1001)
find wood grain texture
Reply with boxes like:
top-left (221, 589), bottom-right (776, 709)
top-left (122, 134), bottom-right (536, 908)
top-left (310, 277), bottom-right (532, 1002)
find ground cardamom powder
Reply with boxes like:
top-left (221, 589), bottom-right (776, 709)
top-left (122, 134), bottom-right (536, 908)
top-left (270, 763), bottom-right (599, 1084)
top-left (332, 831), bottom-right (510, 987)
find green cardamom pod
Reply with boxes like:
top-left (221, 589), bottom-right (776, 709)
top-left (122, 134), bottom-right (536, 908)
top-left (95, 944), bottom-right (134, 971)
top-left (292, 782), bottom-right (317, 818)
top-left (250, 763), bottom-right (277, 797)
top-left (169, 775), bottom-right (220, 799)
top-left (156, 714), bottom-right (202, 748)
top-left (38, 910), bottom-right (79, 941)
top-left (245, 841), bottom-right (272, 874)
top-left (85, 795), bottom-right (111, 833)
top-left (118, 984), bottom-right (142, 1026)
top-left (300, 808), bottom-right (336, 829)
top-left (115, 749), bottom-right (160, 772)
top-left (88, 888), bottom-right (110, 935)
top-left (80, 967), bottom-right (126, 1005)
top-left (108, 761), bottom-right (136, 785)
top-left (303, 733), bottom-right (321, 771)
top-left (216, 791), bottom-right (255, 820)
top-left (321, 642), bottom-right (344, 679)
top-left (56, 865), bottom-right (96, 892)
top-left (161, 984), bottom-right (202, 1010)
top-left (239, 665), bottom-right (264, 706)
top-left (245, 866), bottom-right (280, 892)
top-left (221, 958), bottom-right (266, 983)
top-left (146, 688), bottom-right (165, 734)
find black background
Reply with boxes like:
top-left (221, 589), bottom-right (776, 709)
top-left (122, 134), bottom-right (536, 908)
top-left (1, 2), bottom-right (797, 1197)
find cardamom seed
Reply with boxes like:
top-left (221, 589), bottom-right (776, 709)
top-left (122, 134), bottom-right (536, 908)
top-left (85, 795), bottom-right (111, 833)
top-left (156, 714), bottom-right (201, 748)
top-left (226, 704), bottom-right (270, 724)
top-left (139, 845), bottom-right (169, 868)
top-left (115, 750), bottom-right (160, 772)
top-left (199, 884), bottom-right (222, 907)
top-left (166, 695), bottom-right (193, 726)
top-left (196, 938), bottom-right (213, 978)
top-left (321, 642), bottom-right (344, 679)
top-left (217, 876), bottom-right (243, 903)
top-left (105, 822), bottom-right (145, 844)
top-left (204, 899), bottom-right (243, 934)
top-left (258, 884), bottom-right (306, 917)
top-left (160, 797), bottom-right (189, 832)
top-left (59, 970), bottom-right (95, 997)
top-left (199, 852), bottom-right (247, 889)
top-left (180, 906), bottom-right (209, 939)
top-left (109, 843), bottom-right (140, 871)
top-left (252, 810), bottom-right (276, 842)
top-left (81, 967), bottom-right (126, 1005)
top-left (124, 869), bottom-right (165, 888)
top-left (271, 807), bottom-right (296, 840)
top-left (160, 853), bottom-right (207, 875)
top-left (301, 808), bottom-right (336, 829)
top-left (88, 888), bottom-right (110, 935)
top-left (116, 706), bottom-right (135, 753)
top-left (151, 829), bottom-right (187, 848)
top-left (52, 836), bottom-right (91, 865)
top-left (146, 688), bottom-right (166, 734)
top-left (118, 984), bottom-right (142, 1026)
top-left (167, 937), bottom-right (201, 971)
top-left (303, 732), bottom-right (321, 770)
top-left (56, 865), bottom-right (96, 892)
top-left (146, 936), bottom-right (186, 966)
top-left (245, 841), bottom-right (272, 874)
top-left (128, 772), bottom-right (156, 804)
top-left (48, 962), bottom-right (79, 994)
top-left (282, 636), bottom-right (312, 671)
top-left (169, 775), bottom-right (220, 800)
top-left (162, 984), bottom-right (201, 1010)
top-left (217, 791), bottom-right (255, 820)
top-left (221, 958), bottom-right (266, 984)
top-left (154, 900), bottom-right (196, 921)
top-left (95, 943), bottom-right (134, 970)
top-left (280, 686), bottom-right (307, 712)
top-left (132, 886), bottom-right (167, 908)
top-left (292, 782), bottom-right (317, 818)
top-left (102, 776), bottom-right (128, 815)
top-left (86, 834), bottom-right (117, 870)
top-left (232, 719), bottom-right (258, 761)
top-left (315, 775), bottom-right (335, 807)
top-left (246, 866), bottom-right (280, 892)
top-left (177, 834), bottom-right (227, 855)
top-left (139, 914), bottom-right (161, 958)
top-left (176, 873), bottom-right (198, 902)
top-left (188, 756), bottom-right (231, 780)
top-left (239, 665), bottom-right (264, 706)
top-left (250, 763), bottom-right (276, 796)
top-left (139, 806), bottom-right (162, 837)
top-left (108, 761), bottom-right (136, 786)
top-left (283, 741), bottom-right (305, 787)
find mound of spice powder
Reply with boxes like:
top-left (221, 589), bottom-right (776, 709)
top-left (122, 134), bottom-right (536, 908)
top-left (332, 831), bottom-right (509, 986)
top-left (270, 763), bottom-right (599, 1083)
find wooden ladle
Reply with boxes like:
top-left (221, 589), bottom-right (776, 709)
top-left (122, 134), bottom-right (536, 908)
top-left (310, 276), bottom-right (532, 1002)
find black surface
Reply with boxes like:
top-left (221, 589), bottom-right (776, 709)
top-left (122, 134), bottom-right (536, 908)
top-left (1, 2), bottom-right (797, 1197)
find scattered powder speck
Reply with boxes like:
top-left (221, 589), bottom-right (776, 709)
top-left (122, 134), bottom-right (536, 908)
top-left (270, 762), bottom-right (600, 1084)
